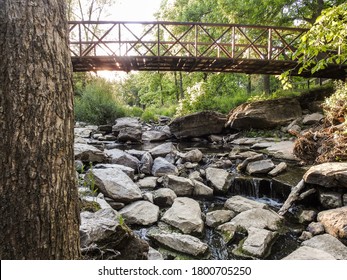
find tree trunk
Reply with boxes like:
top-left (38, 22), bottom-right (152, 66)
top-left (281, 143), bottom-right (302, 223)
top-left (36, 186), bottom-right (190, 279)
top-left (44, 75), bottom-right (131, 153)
top-left (0, 0), bottom-right (81, 259)
top-left (262, 74), bottom-right (270, 94)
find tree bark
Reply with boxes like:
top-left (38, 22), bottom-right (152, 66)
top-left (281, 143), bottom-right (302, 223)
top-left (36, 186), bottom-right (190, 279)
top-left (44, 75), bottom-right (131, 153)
top-left (0, 0), bottom-right (81, 259)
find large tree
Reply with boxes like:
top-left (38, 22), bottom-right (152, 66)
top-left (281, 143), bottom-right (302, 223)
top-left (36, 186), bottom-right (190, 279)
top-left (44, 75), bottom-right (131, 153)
top-left (0, 0), bottom-right (80, 259)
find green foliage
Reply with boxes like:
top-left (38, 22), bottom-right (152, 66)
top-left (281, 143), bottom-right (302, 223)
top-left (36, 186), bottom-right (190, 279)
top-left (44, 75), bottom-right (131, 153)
top-left (74, 77), bottom-right (126, 125)
top-left (293, 3), bottom-right (347, 75)
top-left (323, 81), bottom-right (347, 126)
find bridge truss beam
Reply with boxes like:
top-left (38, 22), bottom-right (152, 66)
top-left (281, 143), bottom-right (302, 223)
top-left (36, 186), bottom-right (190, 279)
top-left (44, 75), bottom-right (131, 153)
top-left (69, 21), bottom-right (346, 79)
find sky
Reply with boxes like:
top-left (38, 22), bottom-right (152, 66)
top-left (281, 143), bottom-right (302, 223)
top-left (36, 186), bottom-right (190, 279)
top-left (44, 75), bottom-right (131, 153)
top-left (107, 0), bottom-right (163, 21)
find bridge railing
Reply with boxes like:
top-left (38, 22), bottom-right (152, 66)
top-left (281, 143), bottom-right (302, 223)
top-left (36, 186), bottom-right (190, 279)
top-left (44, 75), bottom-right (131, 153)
top-left (68, 21), bottom-right (308, 62)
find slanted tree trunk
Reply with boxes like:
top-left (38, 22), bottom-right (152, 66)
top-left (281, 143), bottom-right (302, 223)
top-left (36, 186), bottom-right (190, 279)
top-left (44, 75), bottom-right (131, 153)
top-left (0, 0), bottom-right (80, 259)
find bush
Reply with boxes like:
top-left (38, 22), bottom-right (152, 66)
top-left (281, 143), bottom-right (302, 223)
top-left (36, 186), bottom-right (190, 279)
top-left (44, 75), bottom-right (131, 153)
top-left (74, 78), bottom-right (125, 125)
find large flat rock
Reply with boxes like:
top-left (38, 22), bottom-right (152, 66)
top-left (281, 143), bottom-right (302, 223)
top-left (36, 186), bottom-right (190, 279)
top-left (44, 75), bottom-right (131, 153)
top-left (226, 98), bottom-right (302, 129)
top-left (169, 111), bottom-right (226, 139)
top-left (119, 201), bottom-right (159, 226)
top-left (161, 197), bottom-right (204, 234)
top-left (282, 246), bottom-right (335, 260)
top-left (303, 162), bottom-right (347, 188)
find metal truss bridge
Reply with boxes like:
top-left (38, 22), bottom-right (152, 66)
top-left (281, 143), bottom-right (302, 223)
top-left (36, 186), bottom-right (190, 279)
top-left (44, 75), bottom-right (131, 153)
top-left (69, 21), bottom-right (346, 79)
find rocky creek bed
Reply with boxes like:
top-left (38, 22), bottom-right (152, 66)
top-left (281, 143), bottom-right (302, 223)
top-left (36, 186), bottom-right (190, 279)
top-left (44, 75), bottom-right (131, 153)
top-left (75, 100), bottom-right (347, 260)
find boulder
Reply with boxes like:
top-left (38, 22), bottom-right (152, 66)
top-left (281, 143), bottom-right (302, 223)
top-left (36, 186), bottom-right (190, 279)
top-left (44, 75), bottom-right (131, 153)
top-left (307, 222), bottom-right (325, 236)
top-left (162, 197), bottom-right (204, 234)
top-left (74, 143), bottom-right (108, 163)
top-left (106, 149), bottom-right (140, 171)
top-left (192, 180), bottom-right (214, 197)
top-left (224, 195), bottom-right (267, 213)
top-left (216, 223), bottom-right (238, 243)
top-left (74, 126), bottom-right (97, 138)
top-left (319, 191), bottom-right (343, 209)
top-left (317, 206), bottom-right (347, 238)
top-left (268, 162), bottom-right (287, 177)
top-left (246, 159), bottom-right (275, 175)
top-left (241, 227), bottom-right (277, 258)
top-left (226, 208), bottom-right (283, 231)
top-left (153, 188), bottom-right (177, 207)
top-left (282, 246), bottom-right (335, 260)
top-left (137, 176), bottom-right (158, 189)
top-left (94, 163), bottom-right (135, 179)
top-left (206, 210), bottom-right (235, 227)
top-left (178, 149), bottom-right (203, 163)
top-left (149, 232), bottom-right (208, 256)
top-left (149, 142), bottom-right (177, 158)
top-left (264, 141), bottom-right (299, 161)
top-left (140, 152), bottom-right (153, 175)
top-left (80, 208), bottom-right (149, 260)
top-left (226, 98), bottom-right (302, 129)
top-left (303, 162), bottom-right (347, 188)
top-left (302, 112), bottom-right (324, 125)
top-left (112, 117), bottom-right (141, 133)
top-left (169, 111), bottom-right (227, 139)
top-left (142, 130), bottom-right (169, 142)
top-left (162, 175), bottom-right (194, 196)
top-left (118, 127), bottom-right (142, 142)
top-left (302, 234), bottom-right (347, 260)
top-left (88, 168), bottom-right (142, 203)
top-left (152, 157), bottom-right (178, 176)
top-left (205, 167), bottom-right (233, 193)
top-left (119, 201), bottom-right (159, 226)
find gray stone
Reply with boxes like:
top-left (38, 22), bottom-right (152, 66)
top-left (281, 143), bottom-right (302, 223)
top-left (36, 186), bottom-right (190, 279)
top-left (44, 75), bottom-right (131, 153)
top-left (192, 180), bottom-right (214, 197)
top-left (169, 111), bottom-right (227, 139)
top-left (88, 168), bottom-right (142, 203)
top-left (118, 127), bottom-right (142, 142)
top-left (206, 210), bottom-right (235, 227)
top-left (137, 176), bottom-right (158, 189)
top-left (216, 223), bottom-right (237, 243)
top-left (303, 162), bottom-right (347, 188)
top-left (112, 117), bottom-right (141, 133)
top-left (282, 246), bottom-right (335, 260)
top-left (302, 234), bottom-right (347, 260)
top-left (343, 194), bottom-right (347, 206)
top-left (80, 208), bottom-right (120, 247)
top-left (153, 188), bottom-right (177, 207)
top-left (307, 222), bottom-right (325, 236)
top-left (317, 206), bottom-right (347, 238)
top-left (298, 210), bottom-right (317, 223)
top-left (162, 197), bottom-right (204, 234)
top-left (140, 152), bottom-right (153, 175)
top-left (224, 195), bottom-right (267, 213)
top-left (152, 157), bottom-right (178, 177)
top-left (150, 142), bottom-right (177, 158)
top-left (106, 149), bottom-right (140, 170)
top-left (148, 247), bottom-right (164, 260)
top-left (268, 162), bottom-right (287, 177)
top-left (226, 208), bottom-right (283, 231)
top-left (94, 163), bottom-right (135, 179)
top-left (143, 192), bottom-right (154, 203)
top-left (74, 127), bottom-right (96, 138)
top-left (226, 98), bottom-right (302, 129)
top-left (205, 167), bottom-right (233, 193)
top-left (246, 159), bottom-right (275, 175)
top-left (162, 175), bottom-right (194, 196)
top-left (319, 191), bottom-right (342, 209)
top-left (299, 231), bottom-right (313, 241)
top-left (74, 143), bottom-right (108, 163)
top-left (189, 171), bottom-right (203, 182)
top-left (119, 201), bottom-right (159, 226)
top-left (150, 232), bottom-right (208, 256)
top-left (142, 130), bottom-right (169, 142)
top-left (178, 149), bottom-right (203, 163)
top-left (264, 141), bottom-right (299, 161)
top-left (242, 227), bottom-right (277, 258)
top-left (302, 112), bottom-right (324, 125)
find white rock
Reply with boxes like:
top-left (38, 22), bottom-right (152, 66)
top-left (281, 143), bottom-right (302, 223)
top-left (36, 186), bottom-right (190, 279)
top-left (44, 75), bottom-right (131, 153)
top-left (119, 200), bottom-right (159, 226)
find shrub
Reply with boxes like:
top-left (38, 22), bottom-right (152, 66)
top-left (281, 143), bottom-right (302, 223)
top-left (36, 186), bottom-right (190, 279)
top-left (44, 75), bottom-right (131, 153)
top-left (74, 78), bottom-right (125, 125)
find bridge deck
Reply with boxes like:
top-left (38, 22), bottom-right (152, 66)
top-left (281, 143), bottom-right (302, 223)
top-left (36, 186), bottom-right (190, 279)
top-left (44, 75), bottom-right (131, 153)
top-left (69, 21), bottom-right (347, 79)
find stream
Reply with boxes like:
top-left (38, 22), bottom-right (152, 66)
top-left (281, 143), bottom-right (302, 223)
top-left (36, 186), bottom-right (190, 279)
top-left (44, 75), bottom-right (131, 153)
top-left (121, 140), bottom-right (308, 260)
